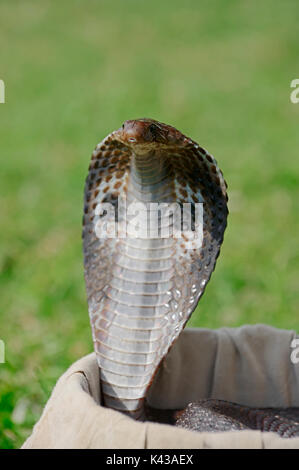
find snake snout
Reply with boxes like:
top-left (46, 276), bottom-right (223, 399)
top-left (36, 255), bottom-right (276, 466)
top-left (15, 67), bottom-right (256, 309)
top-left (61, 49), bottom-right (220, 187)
top-left (114, 120), bottom-right (146, 145)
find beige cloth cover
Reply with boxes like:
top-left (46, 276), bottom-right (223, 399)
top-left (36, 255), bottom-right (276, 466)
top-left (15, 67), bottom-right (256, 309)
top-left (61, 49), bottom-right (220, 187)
top-left (22, 324), bottom-right (299, 449)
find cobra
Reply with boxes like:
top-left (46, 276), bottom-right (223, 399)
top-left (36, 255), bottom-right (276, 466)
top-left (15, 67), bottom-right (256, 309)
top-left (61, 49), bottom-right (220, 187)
top-left (82, 119), bottom-right (299, 437)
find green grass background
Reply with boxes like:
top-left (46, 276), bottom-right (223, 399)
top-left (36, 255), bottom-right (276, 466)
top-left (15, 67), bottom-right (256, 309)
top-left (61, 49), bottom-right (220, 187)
top-left (0, 0), bottom-right (298, 448)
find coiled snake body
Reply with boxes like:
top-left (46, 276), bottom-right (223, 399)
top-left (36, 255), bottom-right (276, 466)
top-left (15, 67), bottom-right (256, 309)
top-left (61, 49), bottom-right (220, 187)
top-left (82, 119), bottom-right (299, 437)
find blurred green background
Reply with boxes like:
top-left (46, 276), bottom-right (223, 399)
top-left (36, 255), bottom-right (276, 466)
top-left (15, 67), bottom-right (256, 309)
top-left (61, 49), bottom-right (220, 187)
top-left (0, 0), bottom-right (298, 448)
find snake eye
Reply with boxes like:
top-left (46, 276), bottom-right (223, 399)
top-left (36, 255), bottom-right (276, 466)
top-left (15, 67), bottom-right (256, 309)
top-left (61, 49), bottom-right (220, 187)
top-left (148, 124), bottom-right (159, 141)
top-left (149, 124), bottom-right (157, 135)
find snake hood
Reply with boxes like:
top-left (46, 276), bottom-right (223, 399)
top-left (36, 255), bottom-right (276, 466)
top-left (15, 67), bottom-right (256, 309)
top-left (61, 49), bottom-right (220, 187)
top-left (82, 118), bottom-right (228, 420)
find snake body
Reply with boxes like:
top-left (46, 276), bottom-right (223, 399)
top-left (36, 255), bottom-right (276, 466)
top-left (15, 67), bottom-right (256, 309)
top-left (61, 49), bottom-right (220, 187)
top-left (175, 400), bottom-right (299, 438)
top-left (82, 118), bottom-right (299, 436)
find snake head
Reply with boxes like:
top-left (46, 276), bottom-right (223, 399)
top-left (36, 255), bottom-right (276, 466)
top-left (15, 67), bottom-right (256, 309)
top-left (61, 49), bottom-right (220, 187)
top-left (114, 118), bottom-right (186, 153)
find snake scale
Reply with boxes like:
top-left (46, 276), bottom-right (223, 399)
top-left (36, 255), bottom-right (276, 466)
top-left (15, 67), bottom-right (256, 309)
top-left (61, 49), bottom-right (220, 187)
top-left (82, 118), bottom-right (299, 438)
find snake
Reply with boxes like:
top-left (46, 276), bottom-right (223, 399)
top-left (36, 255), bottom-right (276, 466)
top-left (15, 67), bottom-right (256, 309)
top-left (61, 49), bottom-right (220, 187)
top-left (82, 118), bottom-right (299, 438)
